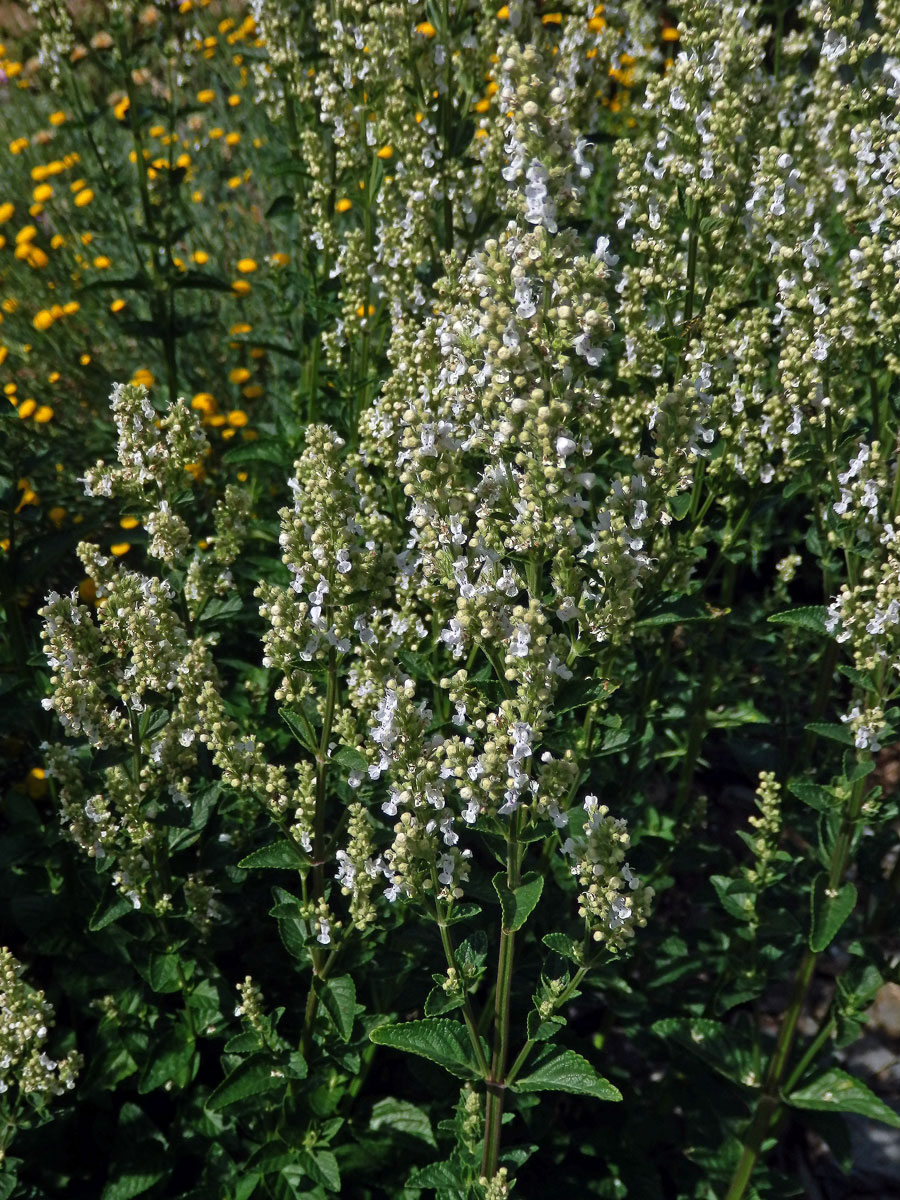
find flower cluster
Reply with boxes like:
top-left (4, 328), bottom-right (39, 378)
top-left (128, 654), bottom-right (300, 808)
top-left (0, 948), bottom-right (81, 1102)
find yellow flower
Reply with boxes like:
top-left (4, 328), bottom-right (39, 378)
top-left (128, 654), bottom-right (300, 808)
top-left (113, 96), bottom-right (130, 121)
top-left (26, 767), bottom-right (48, 799)
top-left (229, 366), bottom-right (250, 384)
top-left (74, 188), bottom-right (94, 207)
top-left (227, 409), bottom-right (248, 427)
top-left (16, 224), bottom-right (37, 244)
top-left (232, 279), bottom-right (251, 295)
top-left (34, 405), bottom-right (54, 423)
top-left (27, 247), bottom-right (49, 269)
top-left (192, 249), bottom-right (209, 264)
top-left (80, 354), bottom-right (91, 366)
top-left (335, 197), bottom-right (352, 213)
top-left (225, 131), bottom-right (240, 145)
top-left (17, 399), bottom-right (37, 419)
top-left (93, 255), bottom-right (112, 269)
top-left (119, 516), bottom-right (140, 529)
top-left (415, 21), bottom-right (436, 36)
top-left (0, 202), bottom-right (14, 222)
top-left (110, 298), bottom-right (127, 313)
top-left (236, 257), bottom-right (257, 273)
top-left (270, 252), bottom-right (290, 266)
top-left (541, 11), bottom-right (563, 23)
top-left (78, 577), bottom-right (97, 604)
top-left (231, 322), bottom-right (252, 335)
top-left (9, 138), bottom-right (28, 154)
top-left (48, 506), bottom-right (66, 526)
top-left (197, 89), bottom-right (215, 103)
top-left (51, 233), bottom-right (65, 249)
top-left (228, 94), bottom-right (241, 106)
top-left (48, 371), bottom-right (60, 383)
top-left (242, 384), bottom-right (262, 399)
top-left (191, 392), bottom-right (216, 414)
top-left (662, 26), bottom-right (679, 41)
top-left (227, 176), bottom-right (242, 188)
top-left (63, 301), bottom-right (80, 315)
top-left (33, 310), bottom-right (54, 331)
top-left (110, 542), bottom-right (131, 557)
top-left (376, 145), bottom-right (393, 159)
top-left (131, 368), bottom-right (154, 387)
top-left (497, 5), bottom-right (509, 17)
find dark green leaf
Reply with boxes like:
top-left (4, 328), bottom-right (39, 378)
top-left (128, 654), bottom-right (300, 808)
top-left (652, 1018), bottom-right (757, 1087)
top-left (238, 842), bottom-right (303, 869)
top-left (369, 1019), bottom-right (482, 1079)
top-left (788, 780), bottom-right (838, 813)
top-left (542, 932), bottom-right (582, 963)
top-left (768, 607), bottom-right (828, 635)
top-left (425, 986), bottom-right (465, 1017)
top-left (786, 1068), bottom-right (900, 1128)
top-left (513, 1047), bottom-right (621, 1100)
top-left (206, 1053), bottom-right (289, 1111)
top-left (332, 746), bottom-right (367, 772)
top-left (316, 975), bottom-right (356, 1042)
top-left (810, 876), bottom-right (857, 952)
top-left (493, 871), bottom-right (544, 932)
top-left (710, 875), bottom-right (756, 923)
top-left (89, 893), bottom-right (134, 931)
top-left (369, 1098), bottom-right (437, 1148)
top-left (804, 722), bottom-right (854, 746)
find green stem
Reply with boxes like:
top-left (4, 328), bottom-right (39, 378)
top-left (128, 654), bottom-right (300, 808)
top-left (481, 811), bottom-right (521, 1179)
top-left (724, 766), bottom-right (870, 1200)
top-left (435, 907), bottom-right (489, 1078)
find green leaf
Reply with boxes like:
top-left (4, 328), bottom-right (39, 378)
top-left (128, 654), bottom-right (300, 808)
top-left (810, 875), bottom-right (857, 952)
top-left (804, 722), bottom-right (854, 746)
top-left (513, 1047), bottom-right (621, 1100)
top-left (542, 932), bottom-right (582, 964)
top-left (369, 1019), bottom-right (483, 1079)
top-left (445, 902), bottom-right (482, 925)
top-left (787, 780), bottom-right (838, 813)
top-left (205, 1053), bottom-right (288, 1111)
top-left (197, 595), bottom-right (243, 625)
top-left (89, 893), bottom-right (134, 931)
top-left (138, 1026), bottom-right (198, 1093)
top-left (492, 871), bottom-right (544, 932)
top-left (316, 975), bottom-right (356, 1042)
top-left (280, 707), bottom-right (315, 751)
top-left (369, 1097), bottom-right (437, 1148)
top-left (406, 1160), bottom-right (466, 1189)
top-left (332, 745), bottom-right (368, 772)
top-left (768, 606), bottom-right (828, 635)
top-left (652, 1018), bottom-right (758, 1087)
top-left (669, 492), bottom-right (693, 520)
top-left (146, 953), bottom-right (184, 994)
top-left (425, 985), bottom-right (465, 1017)
top-left (526, 1011), bottom-right (565, 1042)
top-left (296, 1149), bottom-right (341, 1191)
top-left (238, 841), bottom-right (303, 869)
top-left (710, 875), bottom-right (756, 923)
top-left (786, 1067), bottom-right (900, 1128)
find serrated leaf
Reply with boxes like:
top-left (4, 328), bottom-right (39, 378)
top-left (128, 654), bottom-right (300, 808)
top-left (542, 932), bottom-right (582, 963)
top-left (710, 875), bottom-right (756, 923)
top-left (768, 606), bottom-right (828, 635)
top-left (786, 1067), bottom-right (900, 1128)
top-left (406, 1160), bottom-right (466, 1188)
top-left (316, 975), bottom-right (356, 1042)
top-left (493, 871), bottom-right (544, 932)
top-left (89, 893), bottom-right (134, 931)
top-left (513, 1047), bottom-right (620, 1100)
top-left (332, 745), bottom-right (367, 772)
top-left (804, 722), bottom-right (854, 746)
top-left (205, 1053), bottom-right (288, 1111)
top-left (369, 1097), bottom-right (436, 1148)
top-left (280, 707), bottom-right (315, 751)
top-left (787, 780), bottom-right (838, 813)
top-left (238, 841), bottom-right (302, 870)
top-left (810, 875), bottom-right (857, 952)
top-left (526, 1011), bottom-right (565, 1042)
top-left (652, 1018), bottom-right (758, 1087)
top-left (445, 903), bottom-right (481, 925)
top-left (425, 986), bottom-right (465, 1016)
top-left (146, 953), bottom-right (184, 994)
top-left (296, 1149), bottom-right (341, 1191)
top-left (369, 1019), bottom-right (482, 1079)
